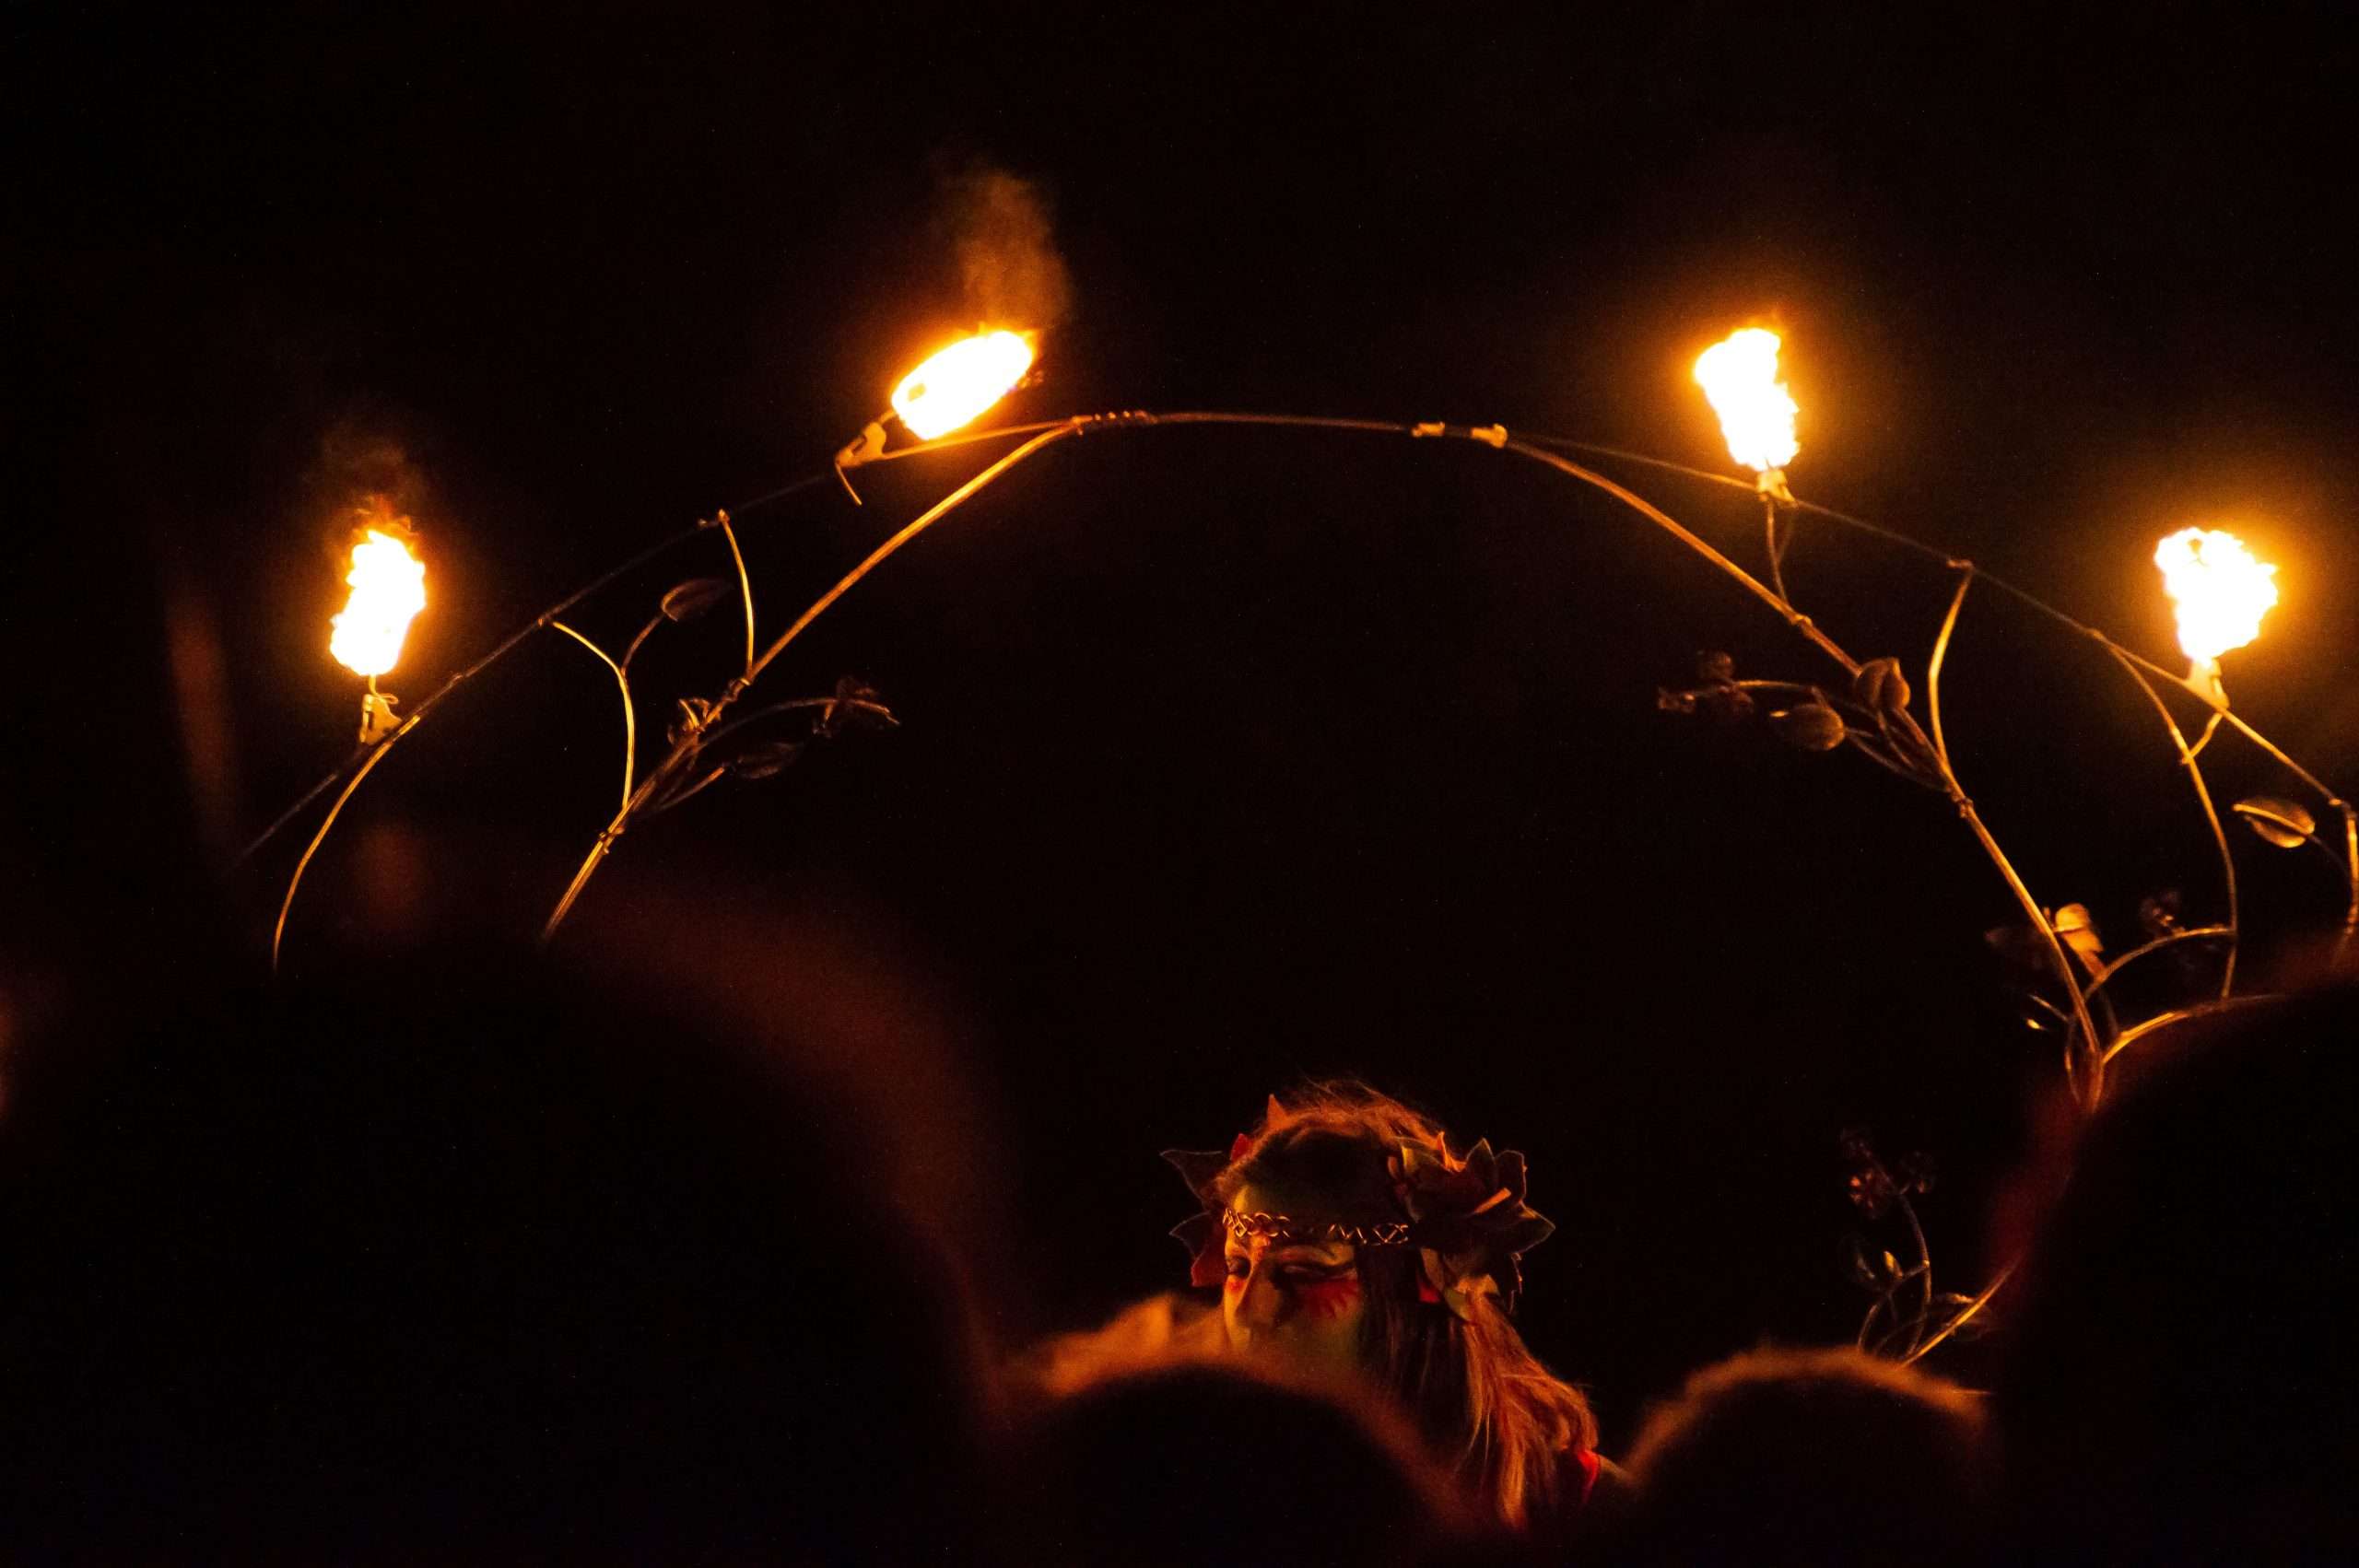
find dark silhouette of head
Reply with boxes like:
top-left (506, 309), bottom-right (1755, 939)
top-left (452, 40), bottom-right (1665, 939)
top-left (1012, 1352), bottom-right (1483, 1566)
top-left (1992, 987), bottom-right (2359, 1562)
top-left (1617, 1345), bottom-right (1990, 1567)
top-left (0, 931), bottom-right (983, 1562)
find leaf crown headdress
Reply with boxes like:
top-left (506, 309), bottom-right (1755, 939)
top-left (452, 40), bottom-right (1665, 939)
top-left (1164, 1093), bottom-right (1556, 1320)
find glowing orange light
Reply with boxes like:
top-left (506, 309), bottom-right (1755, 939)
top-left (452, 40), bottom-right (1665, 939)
top-left (329, 528), bottom-right (427, 678)
top-left (2154, 527), bottom-right (2278, 667)
top-left (1693, 327), bottom-right (1800, 474)
top-left (889, 330), bottom-right (1035, 439)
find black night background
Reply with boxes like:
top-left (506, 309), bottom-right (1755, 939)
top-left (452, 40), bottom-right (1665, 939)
top-left (6, 2), bottom-right (2356, 1480)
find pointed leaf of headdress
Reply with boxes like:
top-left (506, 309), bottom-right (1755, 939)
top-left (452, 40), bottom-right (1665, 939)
top-left (1494, 1149), bottom-right (1528, 1204)
top-left (1169, 1211), bottom-right (1215, 1254)
top-left (1163, 1147), bottom-right (1231, 1199)
top-left (1169, 1211), bottom-right (1226, 1289)
top-left (1464, 1139), bottom-right (1496, 1182)
top-left (1228, 1132), bottom-right (1254, 1164)
top-left (1498, 1211), bottom-right (1555, 1258)
top-left (1263, 1094), bottom-right (1287, 1129)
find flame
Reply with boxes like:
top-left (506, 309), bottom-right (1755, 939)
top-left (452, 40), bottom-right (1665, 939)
top-left (329, 528), bottom-right (427, 678)
top-left (1693, 327), bottom-right (1801, 474)
top-left (889, 330), bottom-right (1035, 439)
top-left (2154, 527), bottom-right (2278, 666)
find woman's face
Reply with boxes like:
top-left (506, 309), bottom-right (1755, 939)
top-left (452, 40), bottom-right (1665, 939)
top-left (1220, 1184), bottom-right (1367, 1375)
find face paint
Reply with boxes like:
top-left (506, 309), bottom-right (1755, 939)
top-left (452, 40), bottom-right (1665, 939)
top-left (1220, 1185), bottom-right (1367, 1375)
top-left (1293, 1276), bottom-right (1362, 1320)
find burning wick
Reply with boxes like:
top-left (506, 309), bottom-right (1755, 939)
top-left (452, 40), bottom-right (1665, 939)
top-left (889, 329), bottom-right (1036, 441)
top-left (1693, 327), bottom-right (1801, 502)
top-left (834, 329), bottom-right (1038, 502)
top-left (2154, 527), bottom-right (2277, 703)
top-left (330, 521), bottom-right (427, 741)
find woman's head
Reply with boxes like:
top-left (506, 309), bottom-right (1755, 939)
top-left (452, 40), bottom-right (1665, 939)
top-left (1168, 1082), bottom-right (1596, 1528)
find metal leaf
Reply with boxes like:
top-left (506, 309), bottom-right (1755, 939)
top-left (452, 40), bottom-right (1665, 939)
top-left (1769, 701), bottom-right (1846, 752)
top-left (1851, 657), bottom-right (1912, 713)
top-left (2053, 902), bottom-right (2104, 971)
top-left (2138, 890), bottom-right (2185, 939)
top-left (1985, 924), bottom-right (2051, 974)
top-left (728, 741), bottom-right (802, 780)
top-left (1844, 1233), bottom-right (1897, 1292)
top-left (2234, 795), bottom-right (2317, 849)
top-left (1697, 685), bottom-right (1757, 725)
top-left (819, 676), bottom-right (897, 738)
top-left (660, 578), bottom-right (734, 623)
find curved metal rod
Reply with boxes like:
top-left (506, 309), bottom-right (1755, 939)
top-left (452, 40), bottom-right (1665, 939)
top-left (1903, 1258), bottom-right (2017, 1365)
top-left (539, 407), bottom-right (2113, 1089)
top-left (619, 610), bottom-right (668, 673)
top-left (542, 422), bottom-right (1097, 942)
top-left (549, 621), bottom-right (635, 816)
top-left (2100, 992), bottom-right (2279, 1067)
top-left (701, 696), bottom-right (879, 750)
top-left (270, 732), bottom-right (403, 974)
top-left (2341, 809), bottom-right (2359, 964)
top-left (1926, 569), bottom-right (1972, 775)
top-left (1763, 498), bottom-right (1790, 605)
top-left (248, 409), bottom-right (2353, 908)
top-left (717, 512), bottom-right (755, 678)
top-left (2105, 649), bottom-right (2239, 997)
top-left (2082, 925), bottom-right (2235, 1011)
top-left (1889, 1186), bottom-right (1935, 1359)
top-left (251, 405), bottom-right (2350, 1009)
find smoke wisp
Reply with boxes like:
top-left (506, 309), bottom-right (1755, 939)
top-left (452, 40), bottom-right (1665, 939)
top-left (939, 164), bottom-right (1074, 332)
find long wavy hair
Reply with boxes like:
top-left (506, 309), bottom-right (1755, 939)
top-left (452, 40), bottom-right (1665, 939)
top-left (1211, 1082), bottom-right (1597, 1528)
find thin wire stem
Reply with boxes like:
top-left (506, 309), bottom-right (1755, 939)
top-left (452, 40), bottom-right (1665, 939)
top-left (1892, 1186), bottom-right (1934, 1358)
top-left (619, 610), bottom-right (668, 673)
top-left (2341, 808), bottom-right (2359, 963)
top-left (1763, 497), bottom-right (1790, 604)
top-left (718, 511), bottom-right (755, 677)
top-left (1522, 436), bottom-right (1757, 495)
top-left (270, 734), bottom-right (402, 974)
top-left (2106, 649), bottom-right (2239, 997)
top-left (2083, 925), bottom-right (2235, 1010)
top-left (643, 763), bottom-right (729, 817)
top-left (1926, 569), bottom-right (1972, 775)
top-left (2188, 709), bottom-right (2224, 761)
top-left (2340, 806), bottom-right (2359, 966)
top-left (701, 696), bottom-right (860, 750)
top-left (1904, 1258), bottom-right (2016, 1364)
top-left (549, 621), bottom-right (635, 817)
top-left (1848, 733), bottom-right (1935, 788)
top-left (2100, 993), bottom-right (2279, 1067)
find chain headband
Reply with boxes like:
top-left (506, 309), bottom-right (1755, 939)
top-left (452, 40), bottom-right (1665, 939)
top-left (1217, 1210), bottom-right (1413, 1248)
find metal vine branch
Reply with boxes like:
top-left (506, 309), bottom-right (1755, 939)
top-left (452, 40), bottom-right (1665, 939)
top-left (252, 333), bottom-right (2356, 1363)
